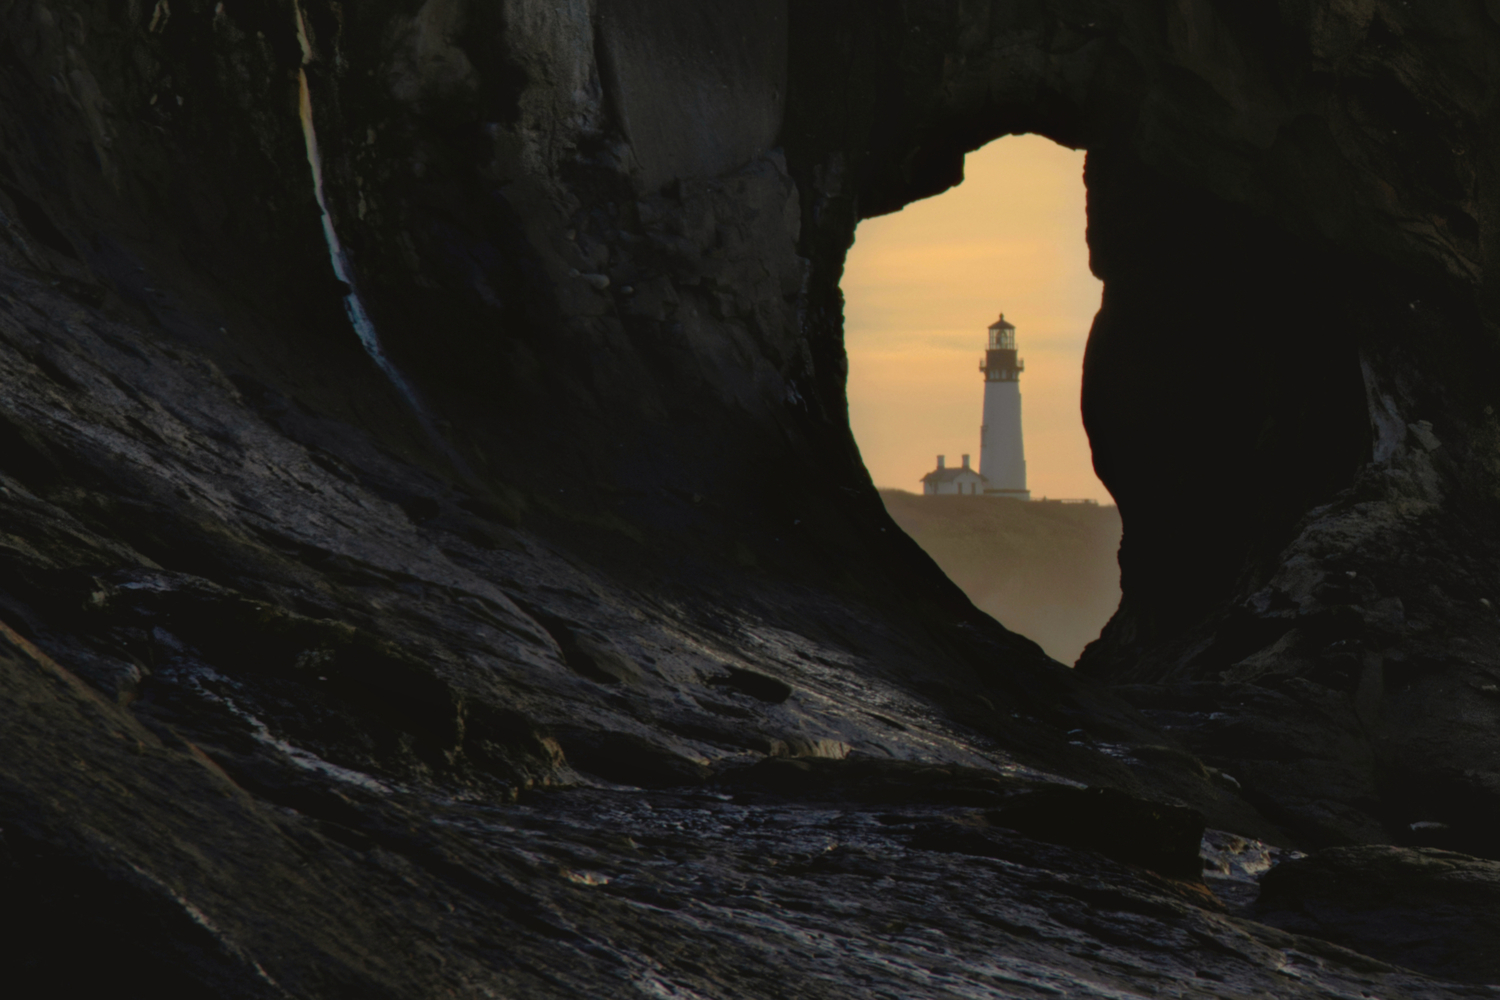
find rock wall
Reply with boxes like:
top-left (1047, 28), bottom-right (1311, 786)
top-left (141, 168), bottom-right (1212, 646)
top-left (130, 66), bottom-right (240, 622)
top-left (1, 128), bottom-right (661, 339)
top-left (782, 0), bottom-right (1500, 855)
top-left (4, 0), bottom-right (1500, 994)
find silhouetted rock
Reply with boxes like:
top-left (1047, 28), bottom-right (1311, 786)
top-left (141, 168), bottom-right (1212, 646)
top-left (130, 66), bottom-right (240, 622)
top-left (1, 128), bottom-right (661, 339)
top-left (1257, 846), bottom-right (1500, 984)
top-left (724, 755), bottom-right (1040, 806)
top-left (992, 786), bottom-right (1206, 882)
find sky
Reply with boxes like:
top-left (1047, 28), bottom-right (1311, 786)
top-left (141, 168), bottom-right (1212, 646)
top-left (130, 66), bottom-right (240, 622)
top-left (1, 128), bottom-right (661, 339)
top-left (841, 135), bottom-right (1110, 503)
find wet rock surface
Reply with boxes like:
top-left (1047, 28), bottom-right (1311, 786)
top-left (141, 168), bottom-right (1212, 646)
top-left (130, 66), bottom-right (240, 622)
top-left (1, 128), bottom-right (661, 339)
top-left (4, 0), bottom-right (1500, 995)
top-left (0, 618), bottom-right (1480, 998)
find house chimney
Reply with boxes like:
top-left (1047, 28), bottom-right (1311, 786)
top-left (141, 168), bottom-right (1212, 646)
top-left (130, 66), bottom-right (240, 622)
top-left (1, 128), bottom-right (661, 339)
top-left (936, 455), bottom-right (945, 470)
top-left (961, 454), bottom-right (970, 470)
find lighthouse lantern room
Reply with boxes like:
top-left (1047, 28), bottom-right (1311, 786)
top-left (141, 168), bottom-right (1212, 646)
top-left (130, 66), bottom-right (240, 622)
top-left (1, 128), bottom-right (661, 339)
top-left (978, 313), bottom-right (1030, 499)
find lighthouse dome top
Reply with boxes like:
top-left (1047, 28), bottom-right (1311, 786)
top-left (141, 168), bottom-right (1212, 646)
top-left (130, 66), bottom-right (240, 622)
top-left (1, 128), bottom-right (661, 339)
top-left (987, 312), bottom-right (1016, 351)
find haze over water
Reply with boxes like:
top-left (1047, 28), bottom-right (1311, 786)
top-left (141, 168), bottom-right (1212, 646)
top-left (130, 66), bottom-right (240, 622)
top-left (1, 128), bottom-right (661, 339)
top-left (842, 135), bottom-right (1108, 502)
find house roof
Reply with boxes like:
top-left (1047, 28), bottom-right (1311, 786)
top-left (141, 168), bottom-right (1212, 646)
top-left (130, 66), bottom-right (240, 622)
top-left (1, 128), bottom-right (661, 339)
top-left (921, 467), bottom-right (987, 484)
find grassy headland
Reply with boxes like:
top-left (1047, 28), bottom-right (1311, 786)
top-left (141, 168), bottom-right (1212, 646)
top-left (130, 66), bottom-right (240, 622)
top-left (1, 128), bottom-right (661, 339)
top-left (880, 490), bottom-right (1122, 664)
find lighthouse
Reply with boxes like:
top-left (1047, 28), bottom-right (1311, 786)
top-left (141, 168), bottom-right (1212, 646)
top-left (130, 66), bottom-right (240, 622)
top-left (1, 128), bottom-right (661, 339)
top-left (979, 313), bottom-right (1030, 499)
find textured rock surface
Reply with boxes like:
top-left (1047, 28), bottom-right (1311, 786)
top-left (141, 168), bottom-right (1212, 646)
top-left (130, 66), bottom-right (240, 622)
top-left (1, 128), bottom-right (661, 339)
top-left (4, 0), bottom-right (1500, 995)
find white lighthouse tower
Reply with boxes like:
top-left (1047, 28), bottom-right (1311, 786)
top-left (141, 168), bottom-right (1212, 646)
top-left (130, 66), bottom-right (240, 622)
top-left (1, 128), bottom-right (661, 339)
top-left (979, 313), bottom-right (1030, 499)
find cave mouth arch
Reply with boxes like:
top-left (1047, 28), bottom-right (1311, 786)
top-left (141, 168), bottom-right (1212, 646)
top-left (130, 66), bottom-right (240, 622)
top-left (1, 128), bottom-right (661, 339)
top-left (779, 5), bottom-right (1407, 683)
top-left (839, 134), bottom-right (1121, 665)
top-left (801, 122), bottom-right (1375, 677)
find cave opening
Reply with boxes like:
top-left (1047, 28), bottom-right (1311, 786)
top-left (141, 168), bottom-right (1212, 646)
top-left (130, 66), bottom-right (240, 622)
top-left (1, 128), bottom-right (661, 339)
top-left (840, 134), bottom-right (1120, 665)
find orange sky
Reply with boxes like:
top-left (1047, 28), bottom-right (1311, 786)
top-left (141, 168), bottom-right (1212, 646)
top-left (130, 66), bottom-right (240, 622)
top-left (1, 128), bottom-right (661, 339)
top-left (841, 135), bottom-right (1110, 502)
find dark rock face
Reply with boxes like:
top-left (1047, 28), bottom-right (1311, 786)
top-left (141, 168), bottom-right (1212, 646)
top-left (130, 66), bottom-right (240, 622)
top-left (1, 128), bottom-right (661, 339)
top-left (1257, 846), bottom-right (1500, 984)
top-left (3, 0), bottom-right (1500, 994)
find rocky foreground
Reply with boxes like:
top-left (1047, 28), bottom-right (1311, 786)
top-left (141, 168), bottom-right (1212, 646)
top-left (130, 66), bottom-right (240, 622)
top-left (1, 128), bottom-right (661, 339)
top-left (5, 1), bottom-right (1500, 997)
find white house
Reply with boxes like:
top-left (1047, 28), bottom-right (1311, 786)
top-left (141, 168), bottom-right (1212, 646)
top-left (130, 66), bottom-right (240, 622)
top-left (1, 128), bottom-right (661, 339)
top-left (921, 454), bottom-right (987, 495)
